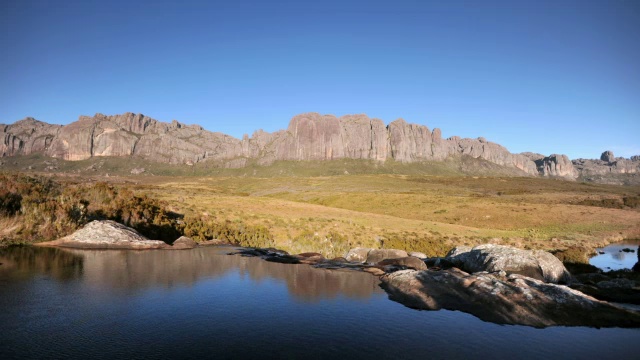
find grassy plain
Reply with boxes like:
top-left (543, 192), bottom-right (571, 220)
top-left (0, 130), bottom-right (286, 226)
top-left (2, 156), bottom-right (639, 258)
top-left (135, 173), bottom-right (640, 257)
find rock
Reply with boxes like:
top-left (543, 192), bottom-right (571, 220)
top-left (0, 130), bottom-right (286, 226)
top-left (36, 220), bottom-right (167, 249)
top-left (170, 236), bottom-right (198, 250)
top-left (380, 268), bottom-right (640, 327)
top-left (0, 117), bottom-right (61, 157)
top-left (377, 256), bottom-right (428, 271)
top-left (6, 113), bottom-right (638, 183)
top-left (535, 154), bottom-right (579, 179)
top-left (296, 252), bottom-right (325, 265)
top-left (446, 244), bottom-right (572, 283)
top-left (445, 246), bottom-right (472, 258)
top-left (199, 238), bottom-right (230, 246)
top-left (572, 151), bottom-right (640, 183)
top-left (423, 257), bottom-right (456, 269)
top-left (0, 112), bottom-right (538, 175)
top-left (570, 276), bottom-right (640, 305)
top-left (596, 278), bottom-right (635, 289)
top-left (365, 249), bottom-right (409, 264)
top-left (408, 251), bottom-right (427, 259)
top-left (601, 150), bottom-right (615, 163)
top-left (345, 247), bottom-right (371, 263)
top-left (130, 167), bottom-right (145, 174)
top-left (363, 267), bottom-right (386, 276)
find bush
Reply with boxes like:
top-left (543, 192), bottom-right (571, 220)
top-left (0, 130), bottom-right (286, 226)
top-left (0, 190), bottom-right (22, 216)
top-left (0, 174), bottom-right (183, 243)
top-left (183, 216), bottom-right (274, 247)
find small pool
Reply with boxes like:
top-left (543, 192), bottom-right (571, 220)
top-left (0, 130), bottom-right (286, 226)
top-left (589, 240), bottom-right (640, 271)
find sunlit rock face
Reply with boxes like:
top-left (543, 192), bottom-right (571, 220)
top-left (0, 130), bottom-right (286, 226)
top-left (1, 117), bottom-right (61, 157)
top-left (2, 111), bottom-right (602, 178)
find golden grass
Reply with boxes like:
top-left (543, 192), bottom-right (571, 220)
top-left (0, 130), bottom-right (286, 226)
top-left (121, 174), bottom-right (640, 256)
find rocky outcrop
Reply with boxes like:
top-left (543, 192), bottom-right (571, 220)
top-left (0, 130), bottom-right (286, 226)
top-left (446, 244), bottom-right (572, 284)
top-left (7, 112), bottom-right (638, 182)
top-left (573, 150), bottom-right (640, 178)
top-left (533, 154), bottom-right (579, 179)
top-left (1, 118), bottom-right (61, 157)
top-left (36, 220), bottom-right (168, 249)
top-left (380, 268), bottom-right (640, 328)
top-left (601, 150), bottom-right (615, 162)
top-left (1, 112), bottom-right (549, 175)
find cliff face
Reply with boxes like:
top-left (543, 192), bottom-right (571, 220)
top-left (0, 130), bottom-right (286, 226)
top-left (4, 112), bottom-right (635, 180)
top-left (1, 118), bottom-right (61, 157)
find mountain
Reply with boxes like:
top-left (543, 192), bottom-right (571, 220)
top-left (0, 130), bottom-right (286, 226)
top-left (2, 112), bottom-right (638, 181)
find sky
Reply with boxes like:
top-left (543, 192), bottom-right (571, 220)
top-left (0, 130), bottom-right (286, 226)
top-left (1, 0), bottom-right (639, 160)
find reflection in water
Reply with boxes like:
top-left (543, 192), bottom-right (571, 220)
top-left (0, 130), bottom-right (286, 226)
top-left (2, 245), bottom-right (640, 360)
top-left (0, 246), bottom-right (381, 301)
top-left (590, 240), bottom-right (640, 271)
top-left (0, 246), bottom-right (84, 282)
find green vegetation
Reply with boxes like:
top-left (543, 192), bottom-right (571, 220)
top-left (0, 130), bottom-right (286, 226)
top-left (0, 174), bottom-right (182, 243)
top-left (2, 165), bottom-right (639, 258)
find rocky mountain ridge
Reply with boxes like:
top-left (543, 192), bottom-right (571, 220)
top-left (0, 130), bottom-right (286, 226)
top-left (2, 112), bottom-right (638, 181)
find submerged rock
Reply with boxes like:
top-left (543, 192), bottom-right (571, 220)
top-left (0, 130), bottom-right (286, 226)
top-left (37, 220), bottom-right (167, 249)
top-left (446, 244), bottom-right (572, 283)
top-left (380, 268), bottom-right (640, 328)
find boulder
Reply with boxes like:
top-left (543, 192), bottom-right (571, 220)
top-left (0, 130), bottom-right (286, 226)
top-left (36, 220), bottom-right (167, 249)
top-left (446, 244), bottom-right (572, 283)
top-left (345, 247), bottom-right (371, 263)
top-left (601, 150), bottom-right (615, 163)
top-left (170, 236), bottom-right (198, 250)
top-left (365, 249), bottom-right (408, 264)
top-left (380, 268), bottom-right (640, 328)
top-left (408, 251), bottom-right (427, 259)
top-left (377, 256), bottom-right (428, 271)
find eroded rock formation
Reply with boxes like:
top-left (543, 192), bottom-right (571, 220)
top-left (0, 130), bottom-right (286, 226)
top-left (3, 112), bottom-right (638, 181)
top-left (380, 268), bottom-right (640, 328)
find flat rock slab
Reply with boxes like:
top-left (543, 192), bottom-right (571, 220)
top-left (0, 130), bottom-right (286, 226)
top-left (380, 268), bottom-right (640, 328)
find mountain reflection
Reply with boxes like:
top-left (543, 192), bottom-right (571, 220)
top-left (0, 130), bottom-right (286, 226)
top-left (0, 246), bottom-right (382, 301)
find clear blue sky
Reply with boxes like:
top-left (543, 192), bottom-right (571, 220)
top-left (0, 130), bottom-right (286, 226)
top-left (2, 0), bottom-right (639, 159)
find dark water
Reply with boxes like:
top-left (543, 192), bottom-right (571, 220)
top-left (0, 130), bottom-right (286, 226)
top-left (1, 246), bottom-right (638, 360)
top-left (590, 240), bottom-right (640, 271)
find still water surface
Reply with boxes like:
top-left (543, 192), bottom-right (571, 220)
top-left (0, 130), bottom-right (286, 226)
top-left (1, 246), bottom-right (638, 359)
top-left (590, 240), bottom-right (640, 271)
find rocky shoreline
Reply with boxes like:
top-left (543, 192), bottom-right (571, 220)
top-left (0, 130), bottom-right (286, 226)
top-left (35, 220), bottom-right (640, 328)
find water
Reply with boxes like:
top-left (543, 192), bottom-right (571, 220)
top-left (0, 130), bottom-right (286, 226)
top-left (590, 240), bottom-right (640, 271)
top-left (1, 246), bottom-right (638, 360)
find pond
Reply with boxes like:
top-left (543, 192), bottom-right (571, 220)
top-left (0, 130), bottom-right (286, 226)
top-left (589, 240), bottom-right (640, 271)
top-left (1, 246), bottom-right (638, 359)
